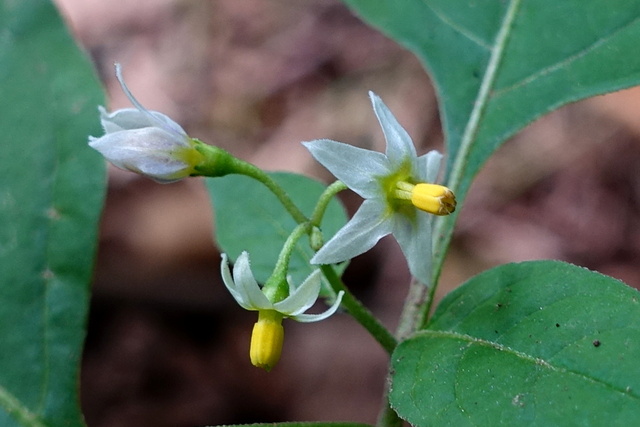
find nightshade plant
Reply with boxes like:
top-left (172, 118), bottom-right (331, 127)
top-left (5, 1), bottom-right (640, 427)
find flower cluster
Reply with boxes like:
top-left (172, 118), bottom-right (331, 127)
top-left (88, 65), bottom-right (454, 372)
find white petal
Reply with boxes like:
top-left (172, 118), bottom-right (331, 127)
top-left (369, 91), bottom-right (416, 168)
top-left (220, 253), bottom-right (252, 310)
top-left (392, 212), bottom-right (433, 285)
top-left (417, 150), bottom-right (444, 183)
top-left (273, 269), bottom-right (322, 316)
top-left (88, 127), bottom-right (192, 182)
top-left (114, 63), bottom-right (189, 138)
top-left (303, 139), bottom-right (389, 199)
top-left (233, 252), bottom-right (272, 310)
top-left (98, 106), bottom-right (188, 140)
top-left (99, 107), bottom-right (153, 133)
top-left (311, 199), bottom-right (392, 264)
top-left (291, 290), bottom-right (344, 323)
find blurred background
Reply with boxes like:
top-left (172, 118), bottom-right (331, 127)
top-left (54, 0), bottom-right (640, 425)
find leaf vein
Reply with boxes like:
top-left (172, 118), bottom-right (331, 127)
top-left (424, 330), bottom-right (640, 399)
top-left (493, 14), bottom-right (640, 97)
top-left (421, 1), bottom-right (491, 50)
top-left (429, 0), bottom-right (521, 302)
top-left (0, 384), bottom-right (45, 427)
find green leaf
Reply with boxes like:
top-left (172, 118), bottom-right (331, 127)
top-left (0, 0), bottom-right (106, 426)
top-left (207, 172), bottom-right (347, 286)
top-left (390, 261), bottom-right (640, 426)
top-left (343, 0), bottom-right (640, 271)
top-left (212, 423), bottom-right (373, 427)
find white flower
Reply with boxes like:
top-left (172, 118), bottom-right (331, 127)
top-left (221, 251), bottom-right (344, 371)
top-left (88, 63), bottom-right (202, 183)
top-left (303, 91), bottom-right (455, 285)
top-left (221, 252), bottom-right (344, 322)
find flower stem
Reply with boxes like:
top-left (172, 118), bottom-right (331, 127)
top-left (320, 265), bottom-right (397, 354)
top-left (310, 180), bottom-right (348, 227)
top-left (196, 142), bottom-right (308, 224)
top-left (228, 156), bottom-right (309, 224)
top-left (264, 223), bottom-right (311, 302)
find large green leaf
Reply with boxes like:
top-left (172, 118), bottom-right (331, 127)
top-left (0, 1), bottom-right (106, 426)
top-left (390, 261), bottom-right (640, 426)
top-left (207, 172), bottom-right (347, 286)
top-left (343, 0), bottom-right (640, 270)
top-left (213, 423), bottom-right (373, 427)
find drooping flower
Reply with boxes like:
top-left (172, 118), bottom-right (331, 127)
top-left (88, 63), bottom-right (204, 183)
top-left (221, 252), bottom-right (344, 371)
top-left (303, 91), bottom-right (455, 285)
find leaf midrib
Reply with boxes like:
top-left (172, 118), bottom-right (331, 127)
top-left (417, 329), bottom-right (640, 400)
top-left (429, 0), bottom-right (522, 308)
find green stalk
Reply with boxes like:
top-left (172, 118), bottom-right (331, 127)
top-left (195, 142), bottom-right (308, 224)
top-left (228, 157), bottom-right (309, 225)
top-left (320, 265), bottom-right (397, 354)
top-left (309, 180), bottom-right (348, 227)
top-left (262, 223), bottom-right (311, 303)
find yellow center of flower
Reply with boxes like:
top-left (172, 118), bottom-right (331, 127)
top-left (395, 181), bottom-right (456, 216)
top-left (173, 140), bottom-right (206, 174)
top-left (250, 310), bottom-right (285, 371)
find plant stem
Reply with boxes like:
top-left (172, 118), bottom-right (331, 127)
top-left (395, 277), bottom-right (429, 340)
top-left (227, 159), bottom-right (393, 350)
top-left (320, 265), bottom-right (397, 354)
top-left (263, 223), bottom-right (311, 302)
top-left (310, 180), bottom-right (348, 227)
top-left (227, 156), bottom-right (309, 224)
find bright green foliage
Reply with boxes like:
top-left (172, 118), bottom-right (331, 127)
top-left (0, 0), bottom-right (106, 426)
top-left (213, 423), bottom-right (373, 427)
top-left (390, 261), bottom-right (640, 426)
top-left (343, 0), bottom-right (640, 266)
top-left (207, 172), bottom-right (347, 287)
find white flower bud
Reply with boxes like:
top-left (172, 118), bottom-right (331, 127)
top-left (88, 64), bottom-right (202, 183)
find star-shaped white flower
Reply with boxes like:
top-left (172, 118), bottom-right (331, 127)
top-left (89, 63), bottom-right (202, 183)
top-left (221, 251), bottom-right (344, 370)
top-left (303, 91), bottom-right (455, 285)
top-left (221, 252), bottom-right (343, 322)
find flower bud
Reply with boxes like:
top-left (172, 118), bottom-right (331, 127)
top-left (89, 63), bottom-right (203, 183)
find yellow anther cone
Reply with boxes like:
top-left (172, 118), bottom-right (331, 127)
top-left (411, 183), bottom-right (456, 216)
top-left (250, 310), bottom-right (285, 371)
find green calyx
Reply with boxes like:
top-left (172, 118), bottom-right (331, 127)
top-left (191, 139), bottom-right (238, 177)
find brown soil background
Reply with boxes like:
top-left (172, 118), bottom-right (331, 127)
top-left (55, 0), bottom-right (640, 425)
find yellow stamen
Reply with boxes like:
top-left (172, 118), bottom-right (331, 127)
top-left (411, 183), bottom-right (456, 215)
top-left (250, 310), bottom-right (284, 371)
top-left (394, 181), bottom-right (456, 216)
